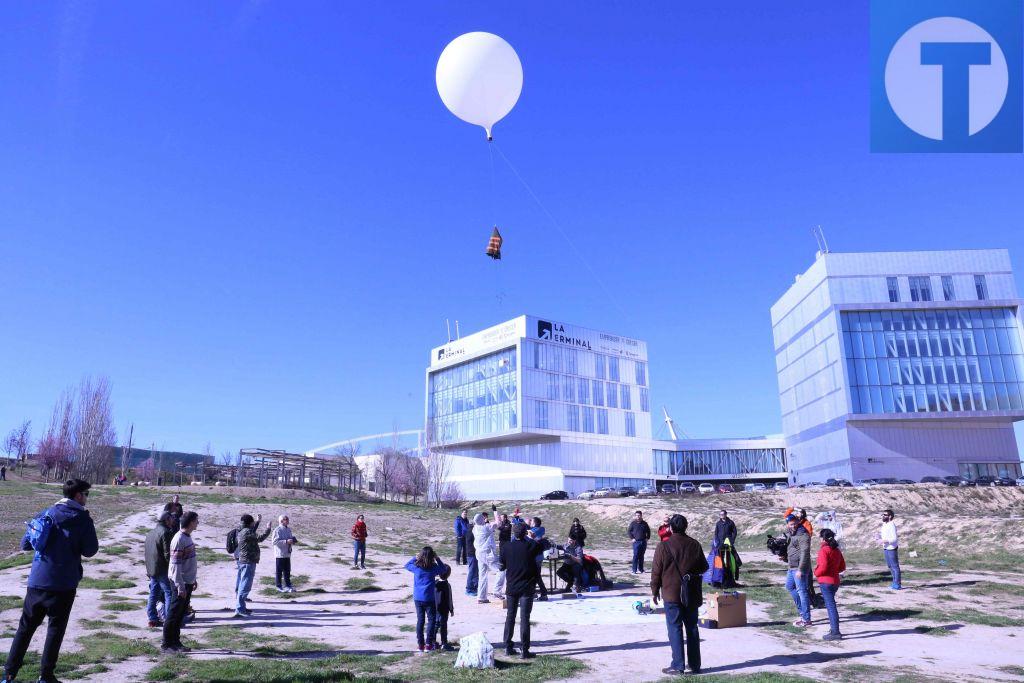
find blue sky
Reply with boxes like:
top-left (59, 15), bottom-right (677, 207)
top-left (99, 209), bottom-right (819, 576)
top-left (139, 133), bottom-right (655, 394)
top-left (2, 3), bottom-right (1023, 455)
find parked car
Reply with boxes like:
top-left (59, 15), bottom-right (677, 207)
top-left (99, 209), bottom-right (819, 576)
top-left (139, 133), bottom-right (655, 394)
top-left (1016, 476), bottom-right (1024, 487)
top-left (972, 475), bottom-right (998, 487)
top-left (942, 475), bottom-right (971, 487)
top-left (743, 482), bottom-right (767, 492)
top-left (875, 477), bottom-right (899, 485)
top-left (678, 482), bottom-right (697, 494)
top-left (825, 478), bottom-right (853, 487)
top-left (697, 482), bottom-right (715, 494)
top-left (616, 486), bottom-right (638, 497)
top-left (854, 479), bottom-right (878, 489)
top-left (805, 481), bottom-right (826, 490)
top-left (577, 489), bottom-right (596, 500)
top-left (717, 483), bottom-right (735, 494)
top-left (773, 481), bottom-right (790, 491)
top-left (540, 490), bottom-right (568, 500)
top-left (919, 476), bottom-right (944, 484)
top-left (659, 483), bottom-right (677, 494)
top-left (637, 484), bottom-right (657, 496)
top-left (896, 479), bottom-right (915, 485)
top-left (995, 477), bottom-right (1017, 486)
top-left (593, 487), bottom-right (616, 498)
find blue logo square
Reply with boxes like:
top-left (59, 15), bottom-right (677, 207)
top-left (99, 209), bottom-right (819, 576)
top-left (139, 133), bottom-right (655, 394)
top-left (871, 0), bottom-right (1023, 152)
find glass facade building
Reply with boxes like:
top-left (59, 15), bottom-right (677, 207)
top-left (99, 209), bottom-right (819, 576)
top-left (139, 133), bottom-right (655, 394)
top-left (422, 315), bottom-right (787, 498)
top-left (772, 250), bottom-right (1024, 484)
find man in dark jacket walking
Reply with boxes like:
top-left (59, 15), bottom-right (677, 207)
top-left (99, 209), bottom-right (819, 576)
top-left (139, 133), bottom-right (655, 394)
top-left (464, 525), bottom-right (478, 595)
top-left (651, 514), bottom-right (709, 676)
top-left (498, 523), bottom-right (545, 659)
top-left (453, 510), bottom-right (470, 565)
top-left (628, 511), bottom-right (651, 574)
top-left (144, 512), bottom-right (176, 627)
top-left (3, 479), bottom-right (99, 683)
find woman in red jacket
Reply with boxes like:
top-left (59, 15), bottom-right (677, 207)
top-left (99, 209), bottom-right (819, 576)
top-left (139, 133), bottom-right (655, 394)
top-left (813, 528), bottom-right (846, 640)
top-left (351, 514), bottom-right (368, 569)
top-left (657, 515), bottom-right (672, 542)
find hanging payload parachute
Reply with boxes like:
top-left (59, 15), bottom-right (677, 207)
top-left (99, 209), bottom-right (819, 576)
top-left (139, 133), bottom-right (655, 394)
top-left (485, 226), bottom-right (503, 260)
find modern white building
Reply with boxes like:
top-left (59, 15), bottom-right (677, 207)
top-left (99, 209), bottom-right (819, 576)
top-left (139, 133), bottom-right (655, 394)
top-left (425, 315), bottom-right (787, 499)
top-left (771, 249), bottom-right (1024, 483)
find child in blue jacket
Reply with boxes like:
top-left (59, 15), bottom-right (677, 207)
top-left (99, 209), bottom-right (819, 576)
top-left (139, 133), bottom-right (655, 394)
top-left (404, 547), bottom-right (448, 654)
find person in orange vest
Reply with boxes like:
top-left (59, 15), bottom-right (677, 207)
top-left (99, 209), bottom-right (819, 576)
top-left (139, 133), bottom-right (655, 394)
top-left (784, 507), bottom-right (813, 536)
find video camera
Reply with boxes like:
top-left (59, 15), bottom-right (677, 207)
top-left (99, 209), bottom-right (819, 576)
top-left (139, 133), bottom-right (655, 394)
top-left (766, 533), bottom-right (788, 561)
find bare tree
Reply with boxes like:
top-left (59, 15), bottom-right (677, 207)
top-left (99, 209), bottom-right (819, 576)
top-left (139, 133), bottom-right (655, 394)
top-left (72, 376), bottom-right (117, 482)
top-left (439, 481), bottom-right (464, 509)
top-left (331, 442), bottom-right (361, 493)
top-left (38, 391), bottom-right (75, 480)
top-left (373, 447), bottom-right (403, 501)
top-left (136, 456), bottom-right (157, 482)
top-left (218, 450), bottom-right (235, 466)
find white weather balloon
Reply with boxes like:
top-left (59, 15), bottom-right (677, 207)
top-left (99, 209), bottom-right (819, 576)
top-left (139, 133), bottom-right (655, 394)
top-left (436, 32), bottom-right (523, 140)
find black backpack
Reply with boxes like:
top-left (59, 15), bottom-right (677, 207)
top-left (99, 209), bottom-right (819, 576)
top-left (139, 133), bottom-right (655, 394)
top-left (226, 527), bottom-right (239, 555)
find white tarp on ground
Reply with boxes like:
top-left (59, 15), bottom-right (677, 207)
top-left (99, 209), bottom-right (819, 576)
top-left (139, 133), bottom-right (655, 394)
top-left (527, 594), bottom-right (663, 626)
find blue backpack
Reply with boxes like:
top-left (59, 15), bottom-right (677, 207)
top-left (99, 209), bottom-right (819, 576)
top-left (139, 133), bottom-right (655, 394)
top-left (25, 510), bottom-right (56, 559)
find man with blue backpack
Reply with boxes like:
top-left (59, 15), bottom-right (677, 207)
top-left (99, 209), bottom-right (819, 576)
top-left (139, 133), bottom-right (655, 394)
top-left (3, 478), bottom-right (99, 683)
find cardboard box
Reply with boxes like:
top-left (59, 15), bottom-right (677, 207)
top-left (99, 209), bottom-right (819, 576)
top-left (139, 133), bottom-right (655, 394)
top-left (702, 592), bottom-right (746, 629)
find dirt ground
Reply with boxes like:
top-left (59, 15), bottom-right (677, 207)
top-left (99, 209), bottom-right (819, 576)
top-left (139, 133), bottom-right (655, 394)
top-left (1, 483), bottom-right (1023, 682)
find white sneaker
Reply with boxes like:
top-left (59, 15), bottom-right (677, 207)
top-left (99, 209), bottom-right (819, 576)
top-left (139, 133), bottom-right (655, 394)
top-left (276, 586), bottom-right (285, 592)
top-left (287, 587), bottom-right (296, 593)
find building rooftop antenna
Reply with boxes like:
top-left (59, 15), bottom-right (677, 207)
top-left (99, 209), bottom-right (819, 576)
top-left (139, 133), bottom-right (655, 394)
top-left (812, 225), bottom-right (830, 259)
top-left (662, 406), bottom-right (691, 441)
top-left (445, 319), bottom-right (452, 343)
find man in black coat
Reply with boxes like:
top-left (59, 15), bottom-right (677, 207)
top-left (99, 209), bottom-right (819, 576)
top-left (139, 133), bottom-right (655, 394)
top-left (498, 523), bottom-right (544, 659)
top-left (628, 511), bottom-right (651, 574)
top-left (713, 510), bottom-right (737, 547)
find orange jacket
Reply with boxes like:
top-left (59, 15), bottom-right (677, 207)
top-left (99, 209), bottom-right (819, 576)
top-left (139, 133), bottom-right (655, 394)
top-left (784, 507), bottom-right (813, 536)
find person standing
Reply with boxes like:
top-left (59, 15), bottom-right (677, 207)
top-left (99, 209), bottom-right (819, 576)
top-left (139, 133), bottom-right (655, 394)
top-left (0, 464), bottom-right (7, 480)
top-left (628, 511), bottom-right (651, 574)
top-left (272, 515), bottom-right (297, 592)
top-left (784, 514), bottom-right (812, 627)
top-left (814, 528), bottom-right (846, 641)
top-left (233, 513), bottom-right (271, 618)
top-left (167, 495), bottom-right (184, 532)
top-left (434, 565), bottom-right (456, 651)
top-left (351, 514), bottom-right (368, 570)
top-left (493, 513), bottom-right (512, 599)
top-left (403, 547), bottom-right (448, 655)
top-left (657, 515), bottom-right (672, 542)
top-left (3, 479), bottom-right (99, 683)
top-left (568, 518), bottom-right (587, 548)
top-left (144, 512), bottom-right (176, 627)
top-left (527, 517), bottom-right (549, 601)
top-left (880, 509), bottom-right (902, 590)
top-left (453, 510), bottom-right (470, 565)
top-left (464, 524), bottom-right (478, 596)
top-left (651, 514), bottom-right (708, 676)
top-left (163, 511), bottom-right (199, 653)
top-left (473, 512), bottom-right (497, 603)
top-left (498, 523), bottom-right (545, 658)
top-left (714, 510), bottom-right (737, 547)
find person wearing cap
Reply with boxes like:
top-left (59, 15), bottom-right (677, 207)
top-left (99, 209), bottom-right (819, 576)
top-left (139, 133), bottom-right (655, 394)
top-left (784, 514), bottom-right (812, 627)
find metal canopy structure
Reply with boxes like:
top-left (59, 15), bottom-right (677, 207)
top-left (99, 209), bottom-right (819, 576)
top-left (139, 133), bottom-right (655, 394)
top-left (176, 449), bottom-right (363, 496)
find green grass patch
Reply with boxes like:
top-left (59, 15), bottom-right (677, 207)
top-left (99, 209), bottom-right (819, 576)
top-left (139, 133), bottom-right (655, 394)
top-left (398, 624), bottom-right (415, 632)
top-left (78, 576), bottom-right (136, 590)
top-left (405, 651), bottom-right (587, 682)
top-left (554, 629), bottom-right (569, 635)
top-left (146, 652), bottom-right (404, 682)
top-left (345, 576), bottom-right (383, 592)
top-left (998, 665), bottom-right (1024, 677)
top-left (201, 625), bottom-right (324, 655)
top-left (80, 618), bottom-right (140, 630)
top-left (912, 625), bottom-right (956, 637)
top-left (132, 526), bottom-right (152, 535)
top-left (194, 545), bottom-right (235, 564)
top-left (678, 675), bottom-right (817, 683)
top-left (103, 544), bottom-right (131, 556)
top-left (13, 631), bottom-right (157, 681)
top-left (368, 633), bottom-right (399, 641)
top-left (0, 594), bottom-right (23, 612)
top-left (99, 599), bottom-right (143, 612)
top-left (0, 553), bottom-right (32, 570)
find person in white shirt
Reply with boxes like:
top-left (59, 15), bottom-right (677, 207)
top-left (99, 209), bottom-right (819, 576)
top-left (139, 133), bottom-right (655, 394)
top-left (272, 515), bottom-right (297, 593)
top-left (473, 512), bottom-right (498, 603)
top-left (879, 509), bottom-right (902, 590)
